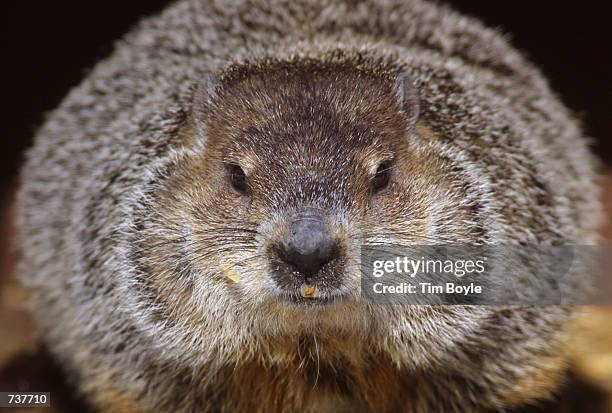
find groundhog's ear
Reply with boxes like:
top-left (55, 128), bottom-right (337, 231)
top-left (191, 74), bottom-right (219, 138)
top-left (393, 72), bottom-right (420, 132)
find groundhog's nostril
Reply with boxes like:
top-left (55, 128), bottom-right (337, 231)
top-left (280, 210), bottom-right (339, 276)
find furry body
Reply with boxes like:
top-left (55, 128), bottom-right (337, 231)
top-left (17, 0), bottom-right (600, 412)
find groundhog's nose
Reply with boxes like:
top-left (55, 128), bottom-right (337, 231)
top-left (280, 209), bottom-right (339, 276)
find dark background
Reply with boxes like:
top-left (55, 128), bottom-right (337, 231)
top-left (1, 1), bottom-right (610, 198)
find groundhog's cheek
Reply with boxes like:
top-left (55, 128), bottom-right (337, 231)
top-left (364, 189), bottom-right (433, 240)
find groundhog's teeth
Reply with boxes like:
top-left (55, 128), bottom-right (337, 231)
top-left (300, 283), bottom-right (317, 298)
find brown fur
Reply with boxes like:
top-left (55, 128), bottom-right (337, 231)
top-left (16, 0), bottom-right (601, 411)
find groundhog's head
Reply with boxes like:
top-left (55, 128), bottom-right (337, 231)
top-left (132, 59), bottom-right (506, 369)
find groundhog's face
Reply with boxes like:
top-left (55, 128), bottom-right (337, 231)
top-left (138, 63), bottom-right (490, 366)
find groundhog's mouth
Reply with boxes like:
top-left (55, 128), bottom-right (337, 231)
top-left (266, 245), bottom-right (349, 294)
top-left (275, 288), bottom-right (351, 308)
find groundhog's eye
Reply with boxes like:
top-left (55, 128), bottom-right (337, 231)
top-left (229, 165), bottom-right (248, 194)
top-left (372, 163), bottom-right (392, 193)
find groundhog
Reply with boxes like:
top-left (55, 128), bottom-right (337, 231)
top-left (16, 0), bottom-right (602, 412)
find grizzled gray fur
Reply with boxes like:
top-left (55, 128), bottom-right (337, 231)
top-left (17, 0), bottom-right (601, 412)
